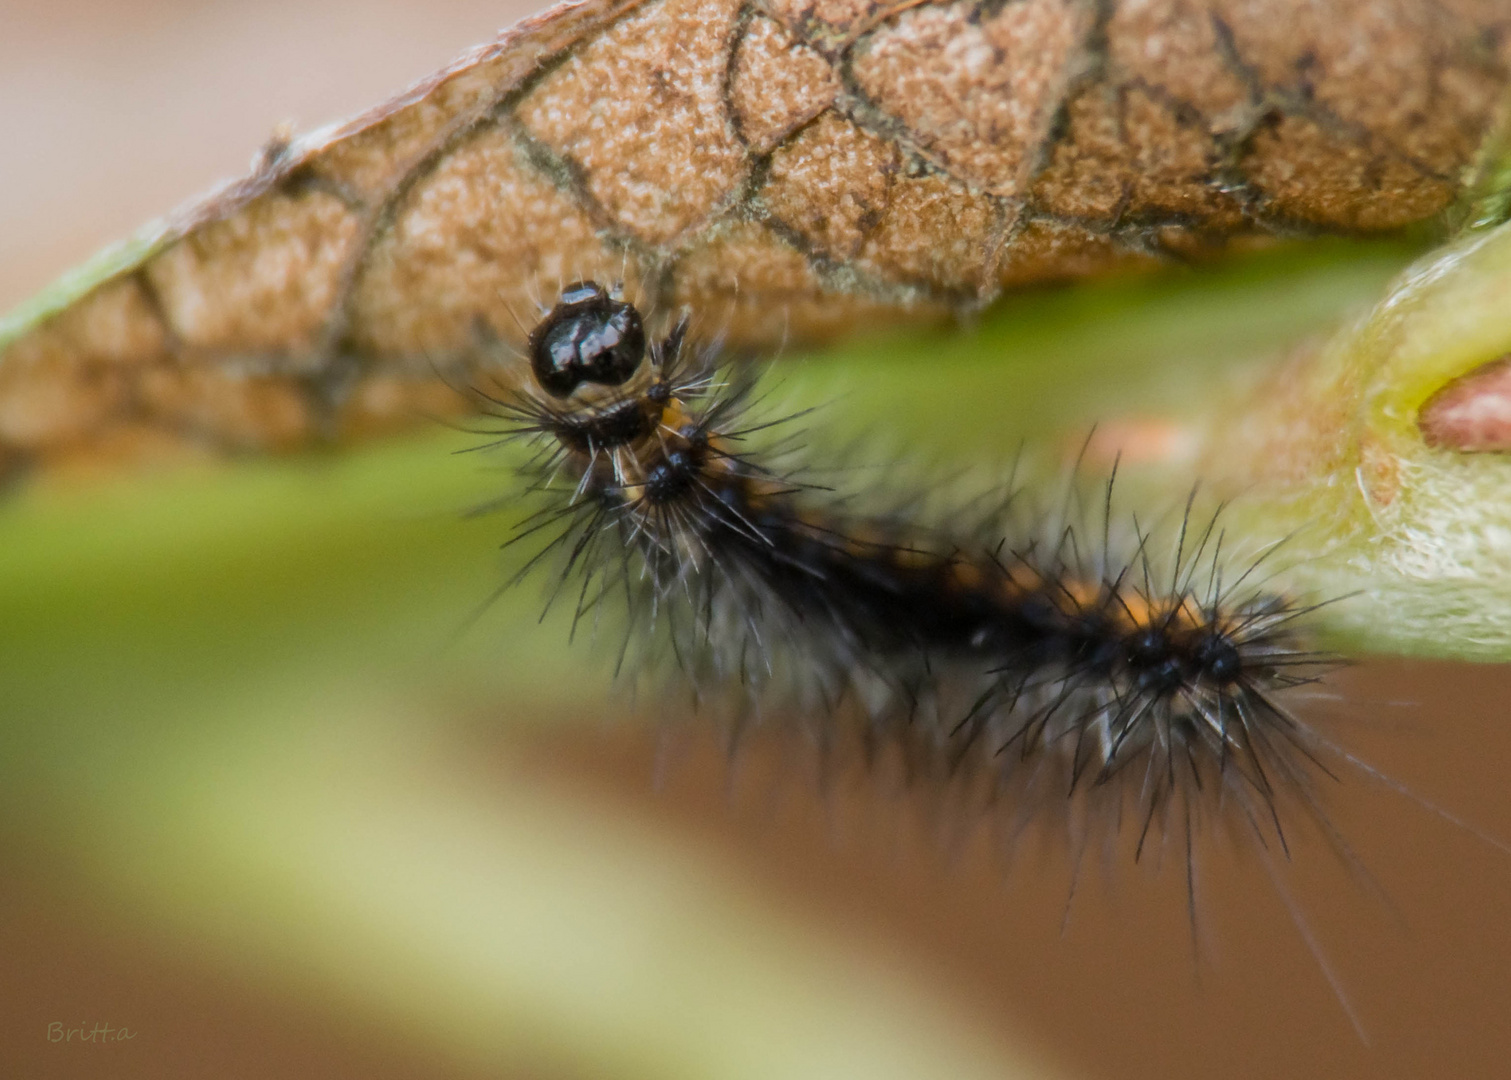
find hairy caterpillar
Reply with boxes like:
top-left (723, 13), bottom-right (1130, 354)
top-left (462, 280), bottom-right (1511, 1039)
top-left (474, 280), bottom-right (1339, 857)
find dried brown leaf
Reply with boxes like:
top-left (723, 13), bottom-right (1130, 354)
top-left (3, 0), bottom-right (1508, 475)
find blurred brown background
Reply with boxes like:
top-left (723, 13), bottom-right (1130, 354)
top-left (4, 3), bottom-right (1511, 1079)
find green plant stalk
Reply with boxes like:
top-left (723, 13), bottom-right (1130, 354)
top-left (800, 224), bottom-right (1511, 661)
top-left (1173, 222), bottom-right (1511, 659)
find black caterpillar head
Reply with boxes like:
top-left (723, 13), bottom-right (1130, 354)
top-left (529, 281), bottom-right (647, 398)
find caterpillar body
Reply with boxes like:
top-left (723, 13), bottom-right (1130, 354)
top-left (479, 281), bottom-right (1338, 860)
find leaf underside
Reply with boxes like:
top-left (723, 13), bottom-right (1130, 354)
top-left (0, 0), bottom-right (1507, 479)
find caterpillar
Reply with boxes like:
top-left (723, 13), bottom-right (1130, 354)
top-left (475, 280), bottom-right (1338, 855)
top-left (463, 279), bottom-right (1511, 1042)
